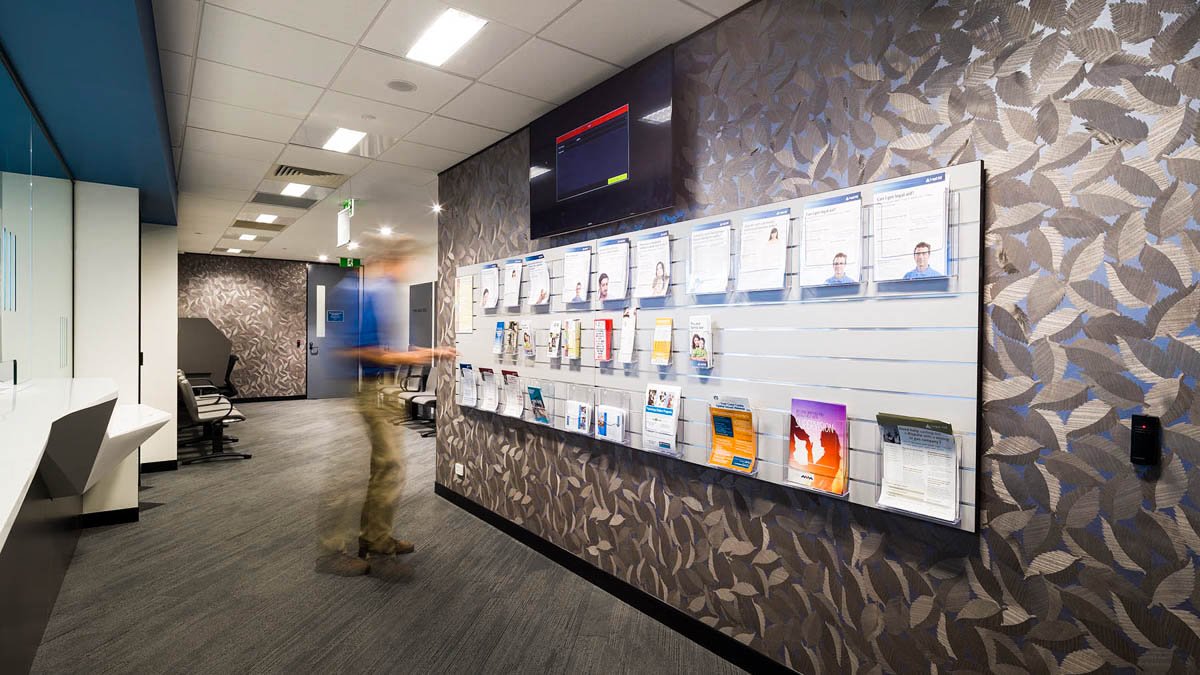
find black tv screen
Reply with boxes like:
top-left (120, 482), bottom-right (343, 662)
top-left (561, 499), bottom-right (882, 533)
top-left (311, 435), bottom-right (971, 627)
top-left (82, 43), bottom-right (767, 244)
top-left (529, 49), bottom-right (673, 239)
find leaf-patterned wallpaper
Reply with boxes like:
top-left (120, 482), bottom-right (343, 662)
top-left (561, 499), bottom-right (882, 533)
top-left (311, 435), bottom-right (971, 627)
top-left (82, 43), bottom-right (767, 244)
top-left (178, 254), bottom-right (308, 398)
top-left (435, 1), bottom-right (1200, 671)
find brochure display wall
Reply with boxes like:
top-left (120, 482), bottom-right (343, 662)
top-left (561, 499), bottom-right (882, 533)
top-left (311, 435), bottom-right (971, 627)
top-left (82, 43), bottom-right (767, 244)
top-left (454, 162), bottom-right (982, 532)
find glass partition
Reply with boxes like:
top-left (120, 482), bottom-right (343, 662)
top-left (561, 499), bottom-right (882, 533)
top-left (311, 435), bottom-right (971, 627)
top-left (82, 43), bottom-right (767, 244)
top-left (0, 57), bottom-right (73, 383)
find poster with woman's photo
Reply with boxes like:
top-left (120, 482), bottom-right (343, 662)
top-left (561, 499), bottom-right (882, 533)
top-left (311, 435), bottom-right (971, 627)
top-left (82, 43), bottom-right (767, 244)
top-left (800, 192), bottom-right (862, 287)
top-left (736, 208), bottom-right (789, 291)
top-left (480, 263), bottom-right (499, 309)
top-left (634, 231), bottom-right (671, 298)
top-left (642, 384), bottom-right (681, 455)
top-left (526, 254), bottom-right (550, 306)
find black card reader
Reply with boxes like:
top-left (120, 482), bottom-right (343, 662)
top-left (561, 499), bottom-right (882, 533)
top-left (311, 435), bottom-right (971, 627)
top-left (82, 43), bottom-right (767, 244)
top-left (1130, 414), bottom-right (1161, 466)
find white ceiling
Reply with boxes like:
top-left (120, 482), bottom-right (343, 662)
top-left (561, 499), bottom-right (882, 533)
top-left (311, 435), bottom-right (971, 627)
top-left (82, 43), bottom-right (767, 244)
top-left (154, 0), bottom-right (741, 262)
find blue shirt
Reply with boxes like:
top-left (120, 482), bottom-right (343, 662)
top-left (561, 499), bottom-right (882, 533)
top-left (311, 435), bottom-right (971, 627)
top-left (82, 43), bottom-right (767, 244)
top-left (824, 275), bottom-right (856, 285)
top-left (903, 266), bottom-right (942, 280)
top-left (357, 278), bottom-right (400, 376)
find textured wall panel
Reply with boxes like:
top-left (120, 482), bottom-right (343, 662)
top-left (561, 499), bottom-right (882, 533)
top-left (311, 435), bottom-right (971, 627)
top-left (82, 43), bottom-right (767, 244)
top-left (436, 1), bottom-right (1200, 672)
top-left (178, 254), bottom-right (307, 398)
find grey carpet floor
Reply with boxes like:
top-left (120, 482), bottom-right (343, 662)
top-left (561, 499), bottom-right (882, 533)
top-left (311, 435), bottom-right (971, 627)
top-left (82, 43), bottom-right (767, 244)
top-left (31, 398), bottom-right (744, 674)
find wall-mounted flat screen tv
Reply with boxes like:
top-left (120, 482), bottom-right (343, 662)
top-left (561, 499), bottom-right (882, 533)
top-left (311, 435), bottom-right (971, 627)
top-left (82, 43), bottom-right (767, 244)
top-left (529, 48), bottom-right (673, 239)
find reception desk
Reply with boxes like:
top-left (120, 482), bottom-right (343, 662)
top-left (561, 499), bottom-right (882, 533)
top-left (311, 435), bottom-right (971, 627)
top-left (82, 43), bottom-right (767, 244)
top-left (0, 379), bottom-right (169, 673)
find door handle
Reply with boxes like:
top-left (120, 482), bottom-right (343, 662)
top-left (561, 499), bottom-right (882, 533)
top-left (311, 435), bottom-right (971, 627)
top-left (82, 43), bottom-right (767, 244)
top-left (308, 341), bottom-right (319, 355)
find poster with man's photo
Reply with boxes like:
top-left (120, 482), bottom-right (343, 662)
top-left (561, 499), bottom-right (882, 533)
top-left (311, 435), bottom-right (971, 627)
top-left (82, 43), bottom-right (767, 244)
top-left (874, 172), bottom-right (948, 282)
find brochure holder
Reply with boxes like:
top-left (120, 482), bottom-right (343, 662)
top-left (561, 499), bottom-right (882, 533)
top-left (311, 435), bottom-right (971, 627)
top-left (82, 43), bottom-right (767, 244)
top-left (498, 371), bottom-right (524, 418)
top-left (641, 392), bottom-right (684, 459)
top-left (523, 379), bottom-right (555, 426)
top-left (455, 366), bottom-right (478, 408)
top-left (732, 208), bottom-right (793, 294)
top-left (560, 383), bottom-right (595, 436)
top-left (872, 186), bottom-right (953, 286)
top-left (873, 428), bottom-right (963, 526)
top-left (593, 388), bottom-right (630, 445)
top-left (685, 220), bottom-right (733, 296)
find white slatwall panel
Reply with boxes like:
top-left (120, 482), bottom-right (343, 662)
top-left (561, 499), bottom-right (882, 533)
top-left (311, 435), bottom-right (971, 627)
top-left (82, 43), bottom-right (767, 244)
top-left (454, 161), bottom-right (982, 532)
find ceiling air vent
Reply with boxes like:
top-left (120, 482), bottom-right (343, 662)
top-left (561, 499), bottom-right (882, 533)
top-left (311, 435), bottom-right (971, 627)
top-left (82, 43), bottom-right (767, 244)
top-left (271, 163), bottom-right (347, 189)
top-left (251, 192), bottom-right (318, 210)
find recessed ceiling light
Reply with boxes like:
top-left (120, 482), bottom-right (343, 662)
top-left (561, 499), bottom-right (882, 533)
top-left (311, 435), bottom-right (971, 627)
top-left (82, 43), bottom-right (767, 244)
top-left (431, 203), bottom-right (443, 213)
top-left (239, 234), bottom-right (257, 241)
top-left (530, 166), bottom-right (551, 179)
top-left (323, 128), bottom-right (367, 153)
top-left (640, 105), bottom-right (672, 124)
top-left (282, 183), bottom-right (310, 197)
top-left (380, 226), bottom-right (393, 235)
top-left (227, 248), bottom-right (243, 254)
top-left (387, 80), bottom-right (417, 92)
top-left (255, 214), bottom-right (278, 224)
top-left (318, 254), bottom-right (328, 262)
top-left (347, 241), bottom-right (359, 251)
top-left (406, 8), bottom-right (487, 67)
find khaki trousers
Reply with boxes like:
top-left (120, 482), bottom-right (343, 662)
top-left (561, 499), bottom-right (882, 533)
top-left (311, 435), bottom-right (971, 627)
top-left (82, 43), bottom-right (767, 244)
top-left (318, 383), bottom-right (406, 553)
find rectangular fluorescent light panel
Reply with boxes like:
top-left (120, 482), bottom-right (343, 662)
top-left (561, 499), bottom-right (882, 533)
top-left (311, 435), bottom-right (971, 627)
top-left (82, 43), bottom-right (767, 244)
top-left (226, 248), bottom-right (243, 254)
top-left (323, 128), bottom-right (367, 153)
top-left (406, 9), bottom-right (487, 67)
top-left (641, 105), bottom-right (672, 124)
top-left (239, 234), bottom-right (257, 241)
top-left (255, 214), bottom-right (278, 223)
top-left (281, 183), bottom-right (310, 197)
top-left (530, 166), bottom-right (551, 179)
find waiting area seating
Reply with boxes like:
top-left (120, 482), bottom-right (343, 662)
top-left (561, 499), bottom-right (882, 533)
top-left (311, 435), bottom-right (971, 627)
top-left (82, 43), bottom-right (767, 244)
top-left (176, 370), bottom-right (251, 464)
top-left (379, 365), bottom-right (437, 437)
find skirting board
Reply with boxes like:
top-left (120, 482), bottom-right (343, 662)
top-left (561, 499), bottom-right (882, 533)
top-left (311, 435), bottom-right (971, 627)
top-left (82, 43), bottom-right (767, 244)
top-left (80, 507), bottom-right (139, 529)
top-left (140, 460), bottom-right (178, 473)
top-left (434, 483), bottom-right (793, 675)
top-left (234, 395), bottom-right (306, 403)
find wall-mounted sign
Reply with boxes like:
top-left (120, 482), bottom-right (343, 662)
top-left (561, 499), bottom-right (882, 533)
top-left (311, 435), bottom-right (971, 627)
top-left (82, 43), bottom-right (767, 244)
top-left (339, 257), bottom-right (361, 268)
top-left (326, 310), bottom-right (344, 323)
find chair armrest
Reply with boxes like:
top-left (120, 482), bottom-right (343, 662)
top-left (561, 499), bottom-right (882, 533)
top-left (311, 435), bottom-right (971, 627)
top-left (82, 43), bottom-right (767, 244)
top-left (192, 384), bottom-right (220, 395)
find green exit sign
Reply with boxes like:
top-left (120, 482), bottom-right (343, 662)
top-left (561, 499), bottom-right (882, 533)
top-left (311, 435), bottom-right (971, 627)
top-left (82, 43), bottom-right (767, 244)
top-left (339, 257), bottom-right (362, 268)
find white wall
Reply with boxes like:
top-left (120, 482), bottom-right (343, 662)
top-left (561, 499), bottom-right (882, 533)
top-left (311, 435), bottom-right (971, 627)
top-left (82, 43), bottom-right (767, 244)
top-left (388, 245), bottom-right (438, 350)
top-left (0, 172), bottom-right (73, 381)
top-left (76, 182), bottom-right (140, 515)
top-left (140, 223), bottom-right (177, 465)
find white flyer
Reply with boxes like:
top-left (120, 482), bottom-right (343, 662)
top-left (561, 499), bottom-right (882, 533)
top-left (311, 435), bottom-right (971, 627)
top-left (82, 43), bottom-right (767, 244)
top-left (596, 238), bottom-right (629, 302)
top-left (595, 404), bottom-right (625, 442)
top-left (737, 208), bottom-right (790, 291)
top-left (563, 245), bottom-right (592, 304)
top-left (688, 219), bottom-right (732, 295)
top-left (548, 320), bottom-right (562, 359)
top-left (501, 370), bottom-right (523, 417)
top-left (618, 308), bottom-right (637, 363)
top-left (642, 384), bottom-right (682, 455)
top-left (875, 413), bottom-right (958, 522)
top-left (478, 368), bottom-right (498, 412)
top-left (480, 263), bottom-right (499, 309)
top-left (502, 259), bottom-right (523, 307)
top-left (455, 275), bottom-right (474, 333)
top-left (458, 363), bottom-right (477, 407)
top-left (635, 231), bottom-right (671, 298)
top-left (526, 254), bottom-right (550, 306)
top-left (874, 172), bottom-right (948, 282)
top-left (801, 192), bottom-right (862, 287)
top-left (565, 399), bottom-right (592, 434)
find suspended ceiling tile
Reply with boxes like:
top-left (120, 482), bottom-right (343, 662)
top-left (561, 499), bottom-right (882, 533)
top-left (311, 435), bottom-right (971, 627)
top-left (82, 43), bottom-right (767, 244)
top-left (152, 0), bottom-right (201, 55)
top-left (159, 49), bottom-right (193, 95)
top-left (184, 127), bottom-right (284, 162)
top-left (180, 147), bottom-right (274, 190)
top-left (187, 97), bottom-right (305, 143)
top-left (331, 48), bottom-right (472, 113)
top-left (208, 0), bottom-right (388, 44)
top-left (352, 160), bottom-right (437, 192)
top-left (276, 143), bottom-right (371, 176)
top-left (377, 140), bottom-right (467, 172)
top-left (439, 83), bottom-right (552, 133)
top-left (306, 90), bottom-right (428, 139)
top-left (165, 92), bottom-right (188, 146)
top-left (540, 0), bottom-right (711, 67)
top-left (197, 5), bottom-right (352, 87)
top-left (480, 38), bottom-right (619, 104)
top-left (684, 0), bottom-right (747, 17)
top-left (363, 0), bottom-right (530, 79)
top-left (453, 0), bottom-right (578, 34)
top-left (403, 115), bottom-right (506, 155)
top-left (191, 59), bottom-right (322, 118)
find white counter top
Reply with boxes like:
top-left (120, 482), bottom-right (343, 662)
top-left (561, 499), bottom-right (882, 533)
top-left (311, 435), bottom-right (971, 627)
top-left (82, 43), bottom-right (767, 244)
top-left (0, 378), bottom-right (118, 547)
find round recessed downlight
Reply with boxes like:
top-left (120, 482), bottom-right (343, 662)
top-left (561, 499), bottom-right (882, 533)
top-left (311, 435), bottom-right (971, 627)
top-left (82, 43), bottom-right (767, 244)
top-left (387, 80), bottom-right (417, 92)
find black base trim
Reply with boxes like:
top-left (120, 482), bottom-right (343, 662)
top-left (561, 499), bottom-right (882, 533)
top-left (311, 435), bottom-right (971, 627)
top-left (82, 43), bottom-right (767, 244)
top-left (233, 395), bottom-right (305, 403)
top-left (80, 507), bottom-right (139, 529)
top-left (140, 460), bottom-right (179, 474)
top-left (434, 483), bottom-right (793, 674)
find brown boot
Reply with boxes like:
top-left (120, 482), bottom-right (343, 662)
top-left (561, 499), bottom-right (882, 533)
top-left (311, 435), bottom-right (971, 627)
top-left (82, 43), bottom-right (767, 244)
top-left (359, 536), bottom-right (415, 556)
